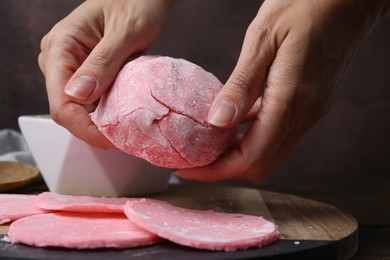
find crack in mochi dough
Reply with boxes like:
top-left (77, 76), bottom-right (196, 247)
top-left (91, 56), bottom-right (237, 168)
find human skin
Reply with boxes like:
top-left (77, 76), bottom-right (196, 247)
top-left (177, 0), bottom-right (390, 181)
top-left (39, 0), bottom-right (390, 181)
top-left (38, 0), bottom-right (178, 148)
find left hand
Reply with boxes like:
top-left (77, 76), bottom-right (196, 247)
top-left (38, 0), bottom-right (176, 148)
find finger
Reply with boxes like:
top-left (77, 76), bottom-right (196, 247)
top-left (56, 102), bottom-right (114, 149)
top-left (176, 91), bottom-right (292, 182)
top-left (43, 40), bottom-right (114, 149)
top-left (63, 32), bottom-right (144, 104)
top-left (207, 20), bottom-right (275, 128)
top-left (38, 34), bottom-right (48, 75)
top-left (178, 44), bottom-right (301, 182)
top-left (38, 52), bottom-right (45, 75)
top-left (242, 97), bottom-right (261, 123)
top-left (179, 118), bottom-right (308, 182)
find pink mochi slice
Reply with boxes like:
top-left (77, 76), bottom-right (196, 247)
top-left (124, 199), bottom-right (279, 251)
top-left (91, 56), bottom-right (237, 169)
top-left (34, 192), bottom-right (133, 213)
top-left (0, 194), bottom-right (48, 224)
top-left (8, 212), bottom-right (163, 249)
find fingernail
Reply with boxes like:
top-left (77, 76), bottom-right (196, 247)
top-left (208, 99), bottom-right (237, 127)
top-left (65, 75), bottom-right (97, 100)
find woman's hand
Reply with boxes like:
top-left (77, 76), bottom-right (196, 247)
top-left (177, 0), bottom-right (389, 181)
top-left (39, 0), bottom-right (178, 148)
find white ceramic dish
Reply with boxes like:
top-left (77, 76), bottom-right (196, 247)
top-left (18, 115), bottom-right (171, 197)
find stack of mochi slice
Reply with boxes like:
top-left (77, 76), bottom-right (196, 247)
top-left (0, 192), bottom-right (279, 251)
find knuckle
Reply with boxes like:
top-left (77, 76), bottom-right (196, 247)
top-left (44, 23), bottom-right (65, 46)
top-left (49, 103), bottom-right (74, 128)
top-left (42, 22), bottom-right (88, 55)
top-left (246, 20), bottom-right (266, 40)
top-left (227, 71), bottom-right (257, 100)
top-left (87, 47), bottom-right (114, 70)
top-left (49, 107), bottom-right (62, 126)
top-left (40, 34), bottom-right (48, 51)
top-left (38, 53), bottom-right (45, 74)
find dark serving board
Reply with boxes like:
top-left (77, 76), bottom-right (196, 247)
top-left (0, 184), bottom-right (358, 259)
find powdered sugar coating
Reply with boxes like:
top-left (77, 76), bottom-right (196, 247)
top-left (8, 212), bottom-right (162, 249)
top-left (91, 56), bottom-right (237, 168)
top-left (124, 199), bottom-right (279, 251)
top-left (0, 194), bottom-right (47, 224)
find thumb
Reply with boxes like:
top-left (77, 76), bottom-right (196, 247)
top-left (64, 35), bottom-right (141, 104)
top-left (208, 24), bottom-right (275, 128)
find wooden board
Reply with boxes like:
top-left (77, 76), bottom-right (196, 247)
top-left (0, 184), bottom-right (358, 259)
top-left (0, 162), bottom-right (39, 192)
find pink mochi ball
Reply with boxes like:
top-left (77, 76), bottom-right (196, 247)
top-left (91, 56), bottom-right (237, 169)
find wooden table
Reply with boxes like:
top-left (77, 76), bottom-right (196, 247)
top-left (251, 175), bottom-right (390, 259)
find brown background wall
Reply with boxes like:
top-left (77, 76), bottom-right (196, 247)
top-left (0, 0), bottom-right (389, 183)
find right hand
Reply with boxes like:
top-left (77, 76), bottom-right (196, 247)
top-left (177, 0), bottom-right (390, 182)
top-left (38, 0), bottom-right (177, 148)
